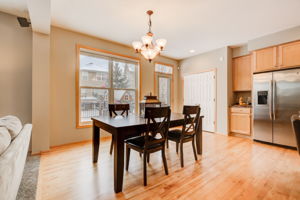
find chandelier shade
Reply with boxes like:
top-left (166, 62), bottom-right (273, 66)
top-left (132, 10), bottom-right (167, 62)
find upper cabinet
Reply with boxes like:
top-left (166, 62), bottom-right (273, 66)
top-left (278, 41), bottom-right (300, 69)
top-left (233, 55), bottom-right (252, 91)
top-left (252, 47), bottom-right (278, 73)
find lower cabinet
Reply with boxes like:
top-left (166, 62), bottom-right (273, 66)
top-left (230, 107), bottom-right (251, 135)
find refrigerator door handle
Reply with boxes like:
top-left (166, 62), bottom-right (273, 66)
top-left (269, 80), bottom-right (273, 120)
top-left (273, 80), bottom-right (276, 120)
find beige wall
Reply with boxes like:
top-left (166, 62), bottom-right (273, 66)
top-left (31, 32), bottom-right (51, 153)
top-left (50, 27), bottom-right (179, 147)
top-left (179, 47), bottom-right (230, 135)
top-left (232, 45), bottom-right (250, 58)
top-left (0, 12), bottom-right (32, 124)
top-left (248, 25), bottom-right (300, 51)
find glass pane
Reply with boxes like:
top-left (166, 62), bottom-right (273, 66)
top-left (155, 64), bottom-right (173, 74)
top-left (114, 90), bottom-right (136, 113)
top-left (113, 60), bottom-right (136, 89)
top-left (80, 53), bottom-right (110, 88)
top-left (80, 88), bottom-right (109, 122)
top-left (158, 77), bottom-right (171, 106)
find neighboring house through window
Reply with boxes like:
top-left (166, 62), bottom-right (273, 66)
top-left (77, 46), bottom-right (139, 127)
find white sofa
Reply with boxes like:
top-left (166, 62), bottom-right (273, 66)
top-left (0, 116), bottom-right (32, 200)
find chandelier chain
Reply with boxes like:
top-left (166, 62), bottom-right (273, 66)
top-left (148, 14), bottom-right (152, 34)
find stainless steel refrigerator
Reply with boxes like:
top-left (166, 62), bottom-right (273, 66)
top-left (253, 68), bottom-right (300, 147)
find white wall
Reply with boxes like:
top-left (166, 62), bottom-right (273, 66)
top-left (179, 47), bottom-right (230, 135)
top-left (0, 12), bottom-right (32, 124)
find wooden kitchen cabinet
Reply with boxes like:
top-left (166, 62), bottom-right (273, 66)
top-left (230, 107), bottom-right (251, 135)
top-left (278, 41), bottom-right (300, 68)
top-left (232, 55), bottom-right (252, 91)
top-left (253, 47), bottom-right (278, 73)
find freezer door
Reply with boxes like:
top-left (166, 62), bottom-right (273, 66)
top-left (273, 69), bottom-right (300, 147)
top-left (253, 73), bottom-right (273, 143)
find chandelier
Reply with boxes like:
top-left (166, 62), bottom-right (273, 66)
top-left (132, 10), bottom-right (167, 62)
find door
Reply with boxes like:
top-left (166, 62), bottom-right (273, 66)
top-left (184, 70), bottom-right (216, 132)
top-left (278, 41), bottom-right (300, 68)
top-left (233, 55), bottom-right (252, 91)
top-left (273, 69), bottom-right (300, 147)
top-left (157, 75), bottom-right (171, 106)
top-left (253, 73), bottom-right (273, 142)
top-left (253, 47), bottom-right (278, 73)
top-left (230, 113), bottom-right (251, 135)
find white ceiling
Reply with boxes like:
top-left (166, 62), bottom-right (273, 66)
top-left (1, 0), bottom-right (300, 59)
top-left (0, 0), bottom-right (28, 18)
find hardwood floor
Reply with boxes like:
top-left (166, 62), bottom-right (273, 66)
top-left (36, 132), bottom-right (300, 200)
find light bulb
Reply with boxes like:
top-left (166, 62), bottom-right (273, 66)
top-left (141, 48), bottom-right (159, 62)
top-left (156, 39), bottom-right (167, 50)
top-left (142, 35), bottom-right (153, 46)
top-left (132, 41), bottom-right (142, 52)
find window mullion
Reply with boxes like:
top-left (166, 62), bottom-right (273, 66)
top-left (109, 58), bottom-right (114, 104)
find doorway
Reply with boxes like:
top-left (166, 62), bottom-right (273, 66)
top-left (184, 70), bottom-right (216, 132)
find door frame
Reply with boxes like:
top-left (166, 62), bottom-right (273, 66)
top-left (154, 62), bottom-right (174, 110)
top-left (183, 68), bottom-right (217, 133)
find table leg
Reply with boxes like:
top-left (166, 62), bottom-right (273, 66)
top-left (196, 117), bottom-right (203, 155)
top-left (93, 122), bottom-right (100, 163)
top-left (114, 133), bottom-right (124, 193)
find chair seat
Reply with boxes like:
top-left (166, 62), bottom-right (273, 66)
top-left (125, 136), bottom-right (163, 149)
top-left (167, 129), bottom-right (194, 140)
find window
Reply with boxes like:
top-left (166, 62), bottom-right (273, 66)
top-left (154, 63), bottom-right (173, 107)
top-left (155, 63), bottom-right (173, 74)
top-left (77, 46), bottom-right (139, 127)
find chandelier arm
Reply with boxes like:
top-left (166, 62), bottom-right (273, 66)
top-left (148, 13), bottom-right (152, 34)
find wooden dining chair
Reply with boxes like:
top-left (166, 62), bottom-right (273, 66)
top-left (292, 113), bottom-right (300, 156)
top-left (167, 105), bottom-right (200, 168)
top-left (125, 107), bottom-right (171, 186)
top-left (108, 104), bottom-right (130, 154)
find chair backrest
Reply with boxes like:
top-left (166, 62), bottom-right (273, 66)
top-left (108, 104), bottom-right (130, 117)
top-left (291, 113), bottom-right (300, 155)
top-left (144, 107), bottom-right (171, 147)
top-left (181, 105), bottom-right (201, 138)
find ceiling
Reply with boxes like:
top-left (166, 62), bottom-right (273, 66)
top-left (1, 0), bottom-right (300, 59)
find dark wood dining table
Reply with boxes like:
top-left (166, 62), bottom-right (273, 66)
top-left (92, 113), bottom-right (204, 193)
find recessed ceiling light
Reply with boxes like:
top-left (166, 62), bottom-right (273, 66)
top-left (189, 49), bottom-right (195, 53)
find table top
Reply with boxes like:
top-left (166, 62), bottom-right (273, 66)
top-left (92, 113), bottom-right (187, 128)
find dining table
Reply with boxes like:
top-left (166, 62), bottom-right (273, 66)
top-left (92, 112), bottom-right (204, 193)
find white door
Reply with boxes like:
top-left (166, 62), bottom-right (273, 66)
top-left (184, 70), bottom-right (216, 132)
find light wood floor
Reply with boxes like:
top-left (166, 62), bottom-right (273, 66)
top-left (36, 132), bottom-right (300, 200)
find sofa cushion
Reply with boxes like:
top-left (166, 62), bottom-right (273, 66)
top-left (0, 127), bottom-right (11, 155)
top-left (0, 116), bottom-right (22, 139)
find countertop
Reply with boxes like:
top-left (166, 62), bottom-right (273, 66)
top-left (231, 105), bottom-right (252, 108)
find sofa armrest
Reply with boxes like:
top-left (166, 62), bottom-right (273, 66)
top-left (0, 124), bottom-right (32, 200)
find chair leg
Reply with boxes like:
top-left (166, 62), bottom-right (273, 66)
top-left (126, 146), bottom-right (131, 171)
top-left (180, 142), bottom-right (184, 168)
top-left (192, 138), bottom-right (198, 161)
top-left (166, 138), bottom-right (169, 148)
top-left (147, 153), bottom-right (150, 163)
top-left (110, 135), bottom-right (114, 155)
top-left (143, 151), bottom-right (147, 186)
top-left (176, 142), bottom-right (179, 154)
top-left (162, 147), bottom-right (169, 175)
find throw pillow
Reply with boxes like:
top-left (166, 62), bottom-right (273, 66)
top-left (0, 115), bottom-right (23, 139)
top-left (0, 127), bottom-right (11, 155)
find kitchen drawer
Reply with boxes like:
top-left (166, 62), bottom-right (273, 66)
top-left (230, 107), bottom-right (251, 114)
